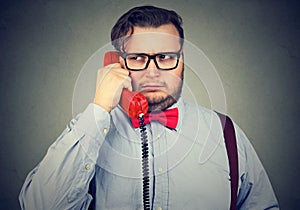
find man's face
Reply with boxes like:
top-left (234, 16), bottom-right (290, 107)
top-left (120, 24), bottom-right (184, 111)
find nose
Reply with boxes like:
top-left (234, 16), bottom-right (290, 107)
top-left (145, 59), bottom-right (160, 77)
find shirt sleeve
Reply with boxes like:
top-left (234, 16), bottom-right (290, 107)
top-left (19, 103), bottom-right (111, 210)
top-left (234, 123), bottom-right (280, 210)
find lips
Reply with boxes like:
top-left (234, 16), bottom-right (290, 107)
top-left (140, 84), bottom-right (165, 92)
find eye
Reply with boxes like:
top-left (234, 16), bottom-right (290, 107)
top-left (158, 54), bottom-right (176, 61)
top-left (127, 54), bottom-right (146, 61)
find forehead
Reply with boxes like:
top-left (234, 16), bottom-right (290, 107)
top-left (124, 24), bottom-right (181, 53)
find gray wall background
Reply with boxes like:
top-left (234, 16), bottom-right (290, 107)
top-left (0, 0), bottom-right (299, 209)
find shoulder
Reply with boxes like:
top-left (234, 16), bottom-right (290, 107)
top-left (181, 99), bottom-right (255, 160)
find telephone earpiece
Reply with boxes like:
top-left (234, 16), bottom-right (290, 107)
top-left (103, 51), bottom-right (148, 118)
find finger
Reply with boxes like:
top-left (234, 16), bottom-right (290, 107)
top-left (106, 63), bottom-right (126, 71)
top-left (97, 66), bottom-right (128, 83)
top-left (105, 62), bottom-right (121, 68)
top-left (111, 67), bottom-right (130, 76)
top-left (122, 76), bottom-right (132, 92)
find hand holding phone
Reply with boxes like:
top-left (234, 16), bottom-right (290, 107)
top-left (93, 60), bottom-right (132, 113)
top-left (93, 52), bottom-right (148, 118)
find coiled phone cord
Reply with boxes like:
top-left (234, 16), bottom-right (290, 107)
top-left (138, 114), bottom-right (151, 210)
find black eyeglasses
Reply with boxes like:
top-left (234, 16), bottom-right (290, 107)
top-left (121, 49), bottom-right (182, 71)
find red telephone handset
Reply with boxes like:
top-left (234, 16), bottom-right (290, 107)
top-left (104, 51), bottom-right (151, 209)
top-left (104, 51), bottom-right (148, 118)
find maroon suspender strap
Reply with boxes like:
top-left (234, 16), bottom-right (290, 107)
top-left (216, 112), bottom-right (239, 210)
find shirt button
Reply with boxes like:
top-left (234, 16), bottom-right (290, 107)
top-left (103, 128), bottom-right (108, 135)
top-left (158, 207), bottom-right (162, 210)
top-left (85, 163), bottom-right (91, 170)
top-left (157, 134), bottom-right (161, 139)
top-left (158, 168), bottom-right (163, 173)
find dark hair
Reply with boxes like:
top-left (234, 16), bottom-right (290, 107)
top-left (111, 5), bottom-right (184, 51)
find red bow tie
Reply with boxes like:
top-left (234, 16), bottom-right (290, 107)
top-left (131, 108), bottom-right (179, 129)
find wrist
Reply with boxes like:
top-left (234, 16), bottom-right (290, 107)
top-left (93, 98), bottom-right (112, 113)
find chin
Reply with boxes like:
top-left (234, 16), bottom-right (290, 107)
top-left (144, 93), bottom-right (177, 112)
top-left (142, 91), bottom-right (167, 104)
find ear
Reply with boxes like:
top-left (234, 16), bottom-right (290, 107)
top-left (119, 56), bottom-right (126, 69)
top-left (180, 48), bottom-right (184, 62)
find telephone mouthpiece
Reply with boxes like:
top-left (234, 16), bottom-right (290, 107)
top-left (120, 89), bottom-right (149, 119)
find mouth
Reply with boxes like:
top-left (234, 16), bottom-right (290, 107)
top-left (140, 84), bottom-right (165, 92)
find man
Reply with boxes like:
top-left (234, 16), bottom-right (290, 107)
top-left (19, 5), bottom-right (279, 210)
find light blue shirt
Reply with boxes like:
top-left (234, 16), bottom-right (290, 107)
top-left (19, 98), bottom-right (279, 209)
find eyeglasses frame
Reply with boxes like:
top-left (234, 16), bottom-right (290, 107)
top-left (121, 49), bottom-right (183, 71)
